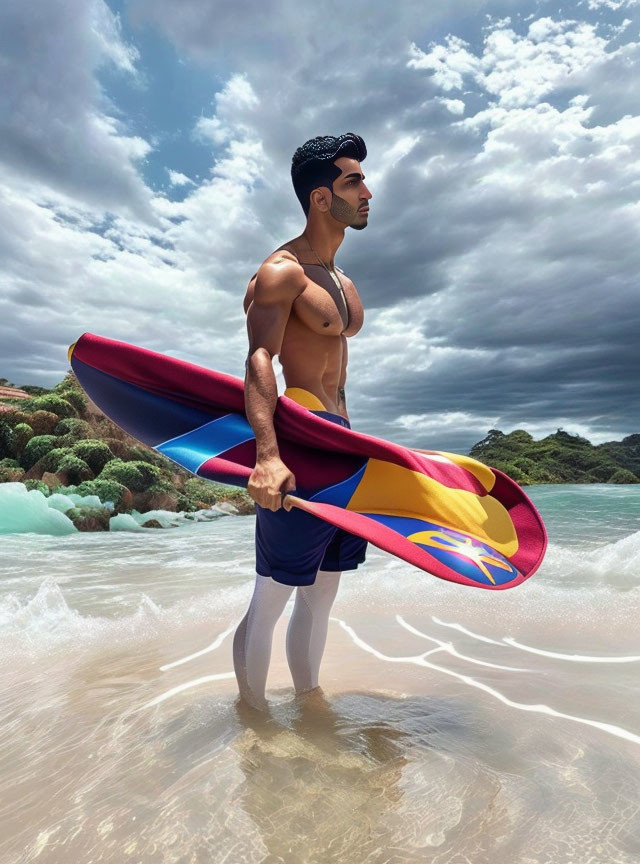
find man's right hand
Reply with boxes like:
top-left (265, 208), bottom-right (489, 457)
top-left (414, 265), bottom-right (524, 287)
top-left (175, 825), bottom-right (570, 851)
top-left (247, 456), bottom-right (297, 511)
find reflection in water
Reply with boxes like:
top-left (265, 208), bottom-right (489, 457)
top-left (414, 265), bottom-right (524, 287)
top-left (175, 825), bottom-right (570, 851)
top-left (4, 644), bottom-right (640, 863)
top-left (232, 688), bottom-right (410, 862)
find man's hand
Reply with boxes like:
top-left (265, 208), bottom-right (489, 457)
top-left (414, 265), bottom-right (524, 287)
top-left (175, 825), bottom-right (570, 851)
top-left (248, 456), bottom-right (297, 511)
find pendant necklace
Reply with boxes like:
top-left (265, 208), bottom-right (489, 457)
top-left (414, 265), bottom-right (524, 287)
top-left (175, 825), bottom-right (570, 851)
top-left (304, 235), bottom-right (348, 323)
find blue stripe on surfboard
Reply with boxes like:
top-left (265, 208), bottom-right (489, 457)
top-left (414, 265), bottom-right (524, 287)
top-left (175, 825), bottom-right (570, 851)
top-left (70, 357), bottom-right (222, 445)
top-left (308, 461), bottom-right (367, 506)
top-left (361, 513), bottom-right (520, 585)
top-left (155, 413), bottom-right (255, 474)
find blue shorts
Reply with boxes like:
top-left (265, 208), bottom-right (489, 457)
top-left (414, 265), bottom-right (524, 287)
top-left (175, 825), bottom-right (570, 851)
top-left (254, 399), bottom-right (368, 587)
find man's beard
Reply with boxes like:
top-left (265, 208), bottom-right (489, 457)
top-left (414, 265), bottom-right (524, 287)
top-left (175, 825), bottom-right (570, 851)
top-left (330, 192), bottom-right (368, 230)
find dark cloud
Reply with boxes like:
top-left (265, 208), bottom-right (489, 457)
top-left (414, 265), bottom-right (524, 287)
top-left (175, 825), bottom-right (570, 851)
top-left (1, 0), bottom-right (639, 454)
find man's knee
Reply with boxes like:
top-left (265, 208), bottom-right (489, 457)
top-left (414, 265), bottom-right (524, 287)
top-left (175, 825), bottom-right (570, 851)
top-left (300, 570), bottom-right (341, 606)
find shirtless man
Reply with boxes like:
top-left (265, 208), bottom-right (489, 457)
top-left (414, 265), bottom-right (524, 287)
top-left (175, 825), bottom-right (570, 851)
top-left (232, 133), bottom-right (373, 710)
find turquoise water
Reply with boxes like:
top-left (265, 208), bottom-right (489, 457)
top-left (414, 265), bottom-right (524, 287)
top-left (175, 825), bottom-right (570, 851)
top-left (526, 483), bottom-right (640, 546)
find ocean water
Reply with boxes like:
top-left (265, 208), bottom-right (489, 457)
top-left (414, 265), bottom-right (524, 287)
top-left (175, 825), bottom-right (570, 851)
top-left (1, 484), bottom-right (639, 863)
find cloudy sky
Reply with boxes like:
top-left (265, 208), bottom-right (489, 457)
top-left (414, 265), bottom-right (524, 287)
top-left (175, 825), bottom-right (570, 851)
top-left (1, 0), bottom-right (639, 452)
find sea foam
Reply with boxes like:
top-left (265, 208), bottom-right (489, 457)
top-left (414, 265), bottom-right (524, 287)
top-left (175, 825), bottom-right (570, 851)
top-left (0, 482), bottom-right (234, 535)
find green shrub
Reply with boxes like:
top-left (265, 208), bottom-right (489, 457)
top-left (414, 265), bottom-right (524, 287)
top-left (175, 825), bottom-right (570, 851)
top-left (469, 429), bottom-right (505, 456)
top-left (0, 409), bottom-right (30, 428)
top-left (23, 479), bottom-right (50, 495)
top-left (525, 464), bottom-right (557, 484)
top-left (36, 447), bottom-right (74, 473)
top-left (608, 468), bottom-right (639, 484)
top-left (506, 429), bottom-right (534, 446)
top-left (56, 389), bottom-right (87, 414)
top-left (0, 464), bottom-right (24, 482)
top-left (21, 434), bottom-right (58, 469)
top-left (25, 410), bottom-right (59, 435)
top-left (0, 457), bottom-right (20, 469)
top-left (131, 460), bottom-right (163, 488)
top-left (490, 460), bottom-right (529, 484)
top-left (176, 493), bottom-right (198, 512)
top-left (184, 477), bottom-right (220, 506)
top-left (13, 422), bottom-right (34, 452)
top-left (22, 394), bottom-right (77, 419)
top-left (146, 478), bottom-right (176, 494)
top-left (75, 478), bottom-right (130, 509)
top-left (54, 418), bottom-right (93, 440)
top-left (56, 433), bottom-right (80, 448)
top-left (56, 454), bottom-right (93, 484)
top-left (71, 440), bottom-right (114, 474)
top-left (125, 445), bottom-right (168, 467)
top-left (52, 371), bottom-right (79, 391)
top-left (589, 462), bottom-right (619, 483)
top-left (99, 459), bottom-right (161, 492)
top-left (0, 421), bottom-right (16, 459)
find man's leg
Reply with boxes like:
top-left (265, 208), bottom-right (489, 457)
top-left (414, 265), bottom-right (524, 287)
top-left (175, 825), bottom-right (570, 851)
top-left (233, 573), bottom-right (294, 710)
top-left (285, 569), bottom-right (342, 694)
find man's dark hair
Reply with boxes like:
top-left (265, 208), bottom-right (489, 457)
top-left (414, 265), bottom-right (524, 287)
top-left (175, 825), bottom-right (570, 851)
top-left (291, 133), bottom-right (367, 217)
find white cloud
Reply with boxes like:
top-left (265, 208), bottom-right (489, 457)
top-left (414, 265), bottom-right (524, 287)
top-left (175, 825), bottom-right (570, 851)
top-left (0, 0), bottom-right (153, 218)
top-left (407, 36), bottom-right (480, 92)
top-left (409, 17), bottom-right (612, 110)
top-left (90, 1), bottom-right (139, 75)
top-left (167, 170), bottom-right (195, 187)
top-left (585, 0), bottom-right (639, 9)
top-left (440, 98), bottom-right (466, 115)
top-left (194, 74), bottom-right (259, 147)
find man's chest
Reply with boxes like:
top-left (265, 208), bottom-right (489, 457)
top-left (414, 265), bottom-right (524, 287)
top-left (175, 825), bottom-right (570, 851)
top-left (290, 264), bottom-right (364, 338)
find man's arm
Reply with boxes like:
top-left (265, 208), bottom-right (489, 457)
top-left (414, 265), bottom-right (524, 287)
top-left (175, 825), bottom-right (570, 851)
top-left (244, 254), bottom-right (305, 510)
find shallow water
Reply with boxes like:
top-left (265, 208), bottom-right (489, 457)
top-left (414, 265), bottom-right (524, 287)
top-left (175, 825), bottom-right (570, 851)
top-left (1, 485), bottom-right (639, 863)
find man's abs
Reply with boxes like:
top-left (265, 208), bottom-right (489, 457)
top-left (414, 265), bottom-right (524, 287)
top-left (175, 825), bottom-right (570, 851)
top-left (278, 313), bottom-right (347, 418)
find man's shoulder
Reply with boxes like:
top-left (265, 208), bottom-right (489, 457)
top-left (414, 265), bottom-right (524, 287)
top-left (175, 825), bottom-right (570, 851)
top-left (261, 246), bottom-right (303, 277)
top-left (249, 248), bottom-right (305, 303)
top-left (247, 246), bottom-right (301, 284)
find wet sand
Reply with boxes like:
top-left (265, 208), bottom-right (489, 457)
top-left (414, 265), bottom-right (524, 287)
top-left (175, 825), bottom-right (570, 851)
top-left (3, 591), bottom-right (640, 864)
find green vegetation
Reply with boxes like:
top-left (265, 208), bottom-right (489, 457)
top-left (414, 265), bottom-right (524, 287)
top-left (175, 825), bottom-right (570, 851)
top-left (470, 428), bottom-right (640, 485)
top-left (54, 418), bottom-right (93, 440)
top-left (0, 369), bottom-right (255, 527)
top-left (21, 435), bottom-right (58, 469)
top-left (70, 439), bottom-right (114, 474)
top-left (22, 393), bottom-right (77, 419)
top-left (99, 459), bottom-right (162, 492)
top-left (74, 478), bottom-right (130, 509)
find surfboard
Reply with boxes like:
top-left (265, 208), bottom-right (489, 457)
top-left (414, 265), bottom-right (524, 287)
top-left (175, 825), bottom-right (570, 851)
top-left (68, 333), bottom-right (547, 590)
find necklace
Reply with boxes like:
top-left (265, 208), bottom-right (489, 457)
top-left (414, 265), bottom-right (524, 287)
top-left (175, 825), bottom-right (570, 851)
top-left (304, 235), bottom-right (348, 318)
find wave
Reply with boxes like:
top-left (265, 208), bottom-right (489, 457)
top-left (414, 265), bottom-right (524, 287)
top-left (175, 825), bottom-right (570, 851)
top-left (0, 575), bottom-right (248, 664)
top-left (540, 531), bottom-right (640, 591)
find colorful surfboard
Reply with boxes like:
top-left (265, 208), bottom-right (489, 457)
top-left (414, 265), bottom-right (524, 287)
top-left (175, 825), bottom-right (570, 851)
top-left (68, 333), bottom-right (547, 590)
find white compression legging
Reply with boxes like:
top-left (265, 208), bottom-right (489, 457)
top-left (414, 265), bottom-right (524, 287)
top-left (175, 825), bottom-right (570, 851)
top-left (232, 570), bottom-right (341, 709)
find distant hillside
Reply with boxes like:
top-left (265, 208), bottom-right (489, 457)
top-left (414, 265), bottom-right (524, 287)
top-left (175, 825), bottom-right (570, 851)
top-left (469, 429), bottom-right (640, 485)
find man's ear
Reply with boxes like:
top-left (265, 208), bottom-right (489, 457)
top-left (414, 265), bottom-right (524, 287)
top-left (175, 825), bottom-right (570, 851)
top-left (310, 186), bottom-right (332, 212)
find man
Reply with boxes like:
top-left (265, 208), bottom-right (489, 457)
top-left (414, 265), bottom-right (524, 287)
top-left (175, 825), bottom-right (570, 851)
top-left (232, 133), bottom-right (373, 710)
